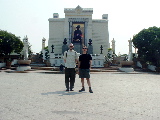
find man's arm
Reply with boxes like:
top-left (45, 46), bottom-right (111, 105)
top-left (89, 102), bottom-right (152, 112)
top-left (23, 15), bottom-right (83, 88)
top-left (75, 52), bottom-right (78, 63)
top-left (77, 61), bottom-right (81, 75)
top-left (78, 61), bottom-right (81, 68)
top-left (89, 60), bottom-right (92, 69)
top-left (75, 58), bottom-right (78, 63)
top-left (63, 51), bottom-right (66, 63)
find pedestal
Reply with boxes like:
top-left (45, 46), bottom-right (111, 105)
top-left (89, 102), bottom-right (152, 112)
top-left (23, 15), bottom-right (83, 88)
top-left (73, 43), bottom-right (82, 53)
top-left (62, 45), bottom-right (68, 54)
top-left (17, 66), bottom-right (31, 71)
top-left (119, 61), bottom-right (134, 72)
top-left (88, 45), bottom-right (93, 54)
top-left (16, 60), bottom-right (31, 71)
top-left (119, 67), bottom-right (134, 72)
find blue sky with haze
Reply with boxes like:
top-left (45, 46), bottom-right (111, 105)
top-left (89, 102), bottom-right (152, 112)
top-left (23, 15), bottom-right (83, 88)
top-left (0, 0), bottom-right (160, 55)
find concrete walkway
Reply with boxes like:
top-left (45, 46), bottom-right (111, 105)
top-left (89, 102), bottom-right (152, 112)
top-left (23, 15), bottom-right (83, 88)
top-left (0, 70), bottom-right (160, 120)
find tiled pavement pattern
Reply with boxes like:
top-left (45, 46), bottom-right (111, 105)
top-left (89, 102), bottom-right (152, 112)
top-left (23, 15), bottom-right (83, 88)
top-left (0, 70), bottom-right (160, 120)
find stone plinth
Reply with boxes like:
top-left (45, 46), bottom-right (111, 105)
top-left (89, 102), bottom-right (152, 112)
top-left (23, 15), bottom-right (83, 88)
top-left (88, 45), bottom-right (93, 54)
top-left (73, 43), bottom-right (82, 53)
top-left (18, 60), bottom-right (31, 65)
top-left (119, 61), bottom-right (134, 72)
top-left (62, 45), bottom-right (68, 54)
top-left (119, 67), bottom-right (134, 72)
top-left (17, 60), bottom-right (31, 71)
top-left (120, 61), bottom-right (133, 67)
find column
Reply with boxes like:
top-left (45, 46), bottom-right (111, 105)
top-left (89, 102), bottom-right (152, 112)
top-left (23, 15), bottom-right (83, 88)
top-left (128, 38), bottom-right (133, 61)
top-left (69, 21), bottom-right (72, 44)
top-left (128, 38), bottom-right (132, 53)
top-left (42, 37), bottom-right (46, 50)
top-left (111, 38), bottom-right (115, 53)
top-left (23, 35), bottom-right (29, 60)
top-left (85, 21), bottom-right (88, 46)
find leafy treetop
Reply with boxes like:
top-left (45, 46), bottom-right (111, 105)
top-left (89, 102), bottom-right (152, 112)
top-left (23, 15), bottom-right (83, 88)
top-left (132, 26), bottom-right (160, 66)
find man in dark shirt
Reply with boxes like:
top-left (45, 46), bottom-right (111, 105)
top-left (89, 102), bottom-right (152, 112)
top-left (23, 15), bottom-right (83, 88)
top-left (78, 46), bottom-right (93, 93)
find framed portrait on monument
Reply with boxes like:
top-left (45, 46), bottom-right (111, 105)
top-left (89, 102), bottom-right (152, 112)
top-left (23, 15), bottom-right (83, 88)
top-left (72, 23), bottom-right (85, 44)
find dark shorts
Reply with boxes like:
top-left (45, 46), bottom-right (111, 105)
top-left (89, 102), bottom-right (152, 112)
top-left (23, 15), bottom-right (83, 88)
top-left (79, 69), bottom-right (90, 78)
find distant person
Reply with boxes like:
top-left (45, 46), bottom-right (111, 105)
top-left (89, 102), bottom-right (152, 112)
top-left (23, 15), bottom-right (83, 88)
top-left (78, 46), bottom-right (93, 93)
top-left (73, 25), bottom-right (82, 42)
top-left (63, 43), bottom-right (78, 91)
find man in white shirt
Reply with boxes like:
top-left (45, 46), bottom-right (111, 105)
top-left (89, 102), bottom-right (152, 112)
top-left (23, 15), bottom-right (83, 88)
top-left (63, 43), bottom-right (78, 91)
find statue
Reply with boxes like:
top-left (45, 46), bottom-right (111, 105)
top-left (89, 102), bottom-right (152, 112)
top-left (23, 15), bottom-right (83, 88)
top-left (100, 45), bottom-right (103, 54)
top-left (51, 45), bottom-right (54, 53)
top-left (63, 38), bottom-right (67, 45)
top-left (73, 25), bottom-right (82, 42)
top-left (24, 49), bottom-right (28, 60)
top-left (88, 39), bottom-right (92, 45)
top-left (88, 39), bottom-right (93, 54)
top-left (23, 36), bottom-right (29, 60)
top-left (62, 38), bottom-right (68, 54)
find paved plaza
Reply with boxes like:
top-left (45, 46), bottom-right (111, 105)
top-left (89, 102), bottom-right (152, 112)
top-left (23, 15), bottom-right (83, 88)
top-left (1, 70), bottom-right (160, 120)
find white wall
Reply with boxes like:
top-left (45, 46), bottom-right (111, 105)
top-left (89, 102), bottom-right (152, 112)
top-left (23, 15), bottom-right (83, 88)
top-left (92, 20), bottom-right (109, 56)
top-left (48, 19), bottom-right (65, 54)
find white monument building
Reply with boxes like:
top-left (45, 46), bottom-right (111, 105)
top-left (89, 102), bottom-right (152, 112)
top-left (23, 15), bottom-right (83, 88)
top-left (48, 5), bottom-right (110, 67)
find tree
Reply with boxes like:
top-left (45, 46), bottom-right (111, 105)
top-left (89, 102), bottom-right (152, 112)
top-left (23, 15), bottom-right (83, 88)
top-left (107, 48), bottom-right (113, 60)
top-left (43, 46), bottom-right (49, 59)
top-left (0, 30), bottom-right (24, 61)
top-left (132, 26), bottom-right (160, 67)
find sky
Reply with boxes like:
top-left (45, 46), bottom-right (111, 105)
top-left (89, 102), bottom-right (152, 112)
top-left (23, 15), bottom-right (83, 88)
top-left (1, 0), bottom-right (160, 55)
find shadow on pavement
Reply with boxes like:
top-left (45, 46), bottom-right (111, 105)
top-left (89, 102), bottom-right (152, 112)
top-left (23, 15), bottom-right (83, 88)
top-left (41, 90), bottom-right (84, 96)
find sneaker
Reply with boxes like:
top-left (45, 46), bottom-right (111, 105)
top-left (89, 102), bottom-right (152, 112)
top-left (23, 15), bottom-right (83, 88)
top-left (89, 89), bottom-right (93, 93)
top-left (66, 89), bottom-right (69, 91)
top-left (79, 88), bottom-right (85, 92)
